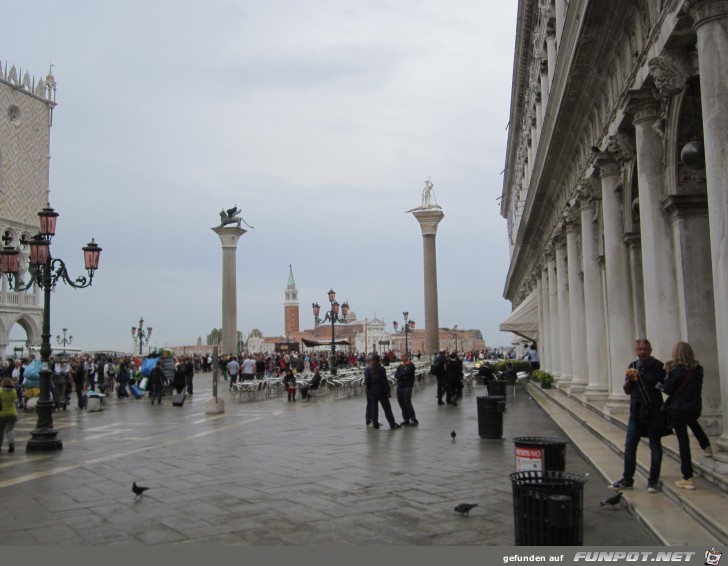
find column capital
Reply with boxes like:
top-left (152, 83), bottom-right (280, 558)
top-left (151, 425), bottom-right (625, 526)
top-left (662, 193), bottom-right (709, 220)
top-left (594, 155), bottom-right (622, 178)
top-left (575, 178), bottom-right (601, 208)
top-left (562, 204), bottom-right (581, 232)
top-left (622, 232), bottom-right (641, 250)
top-left (687, 0), bottom-right (728, 29)
top-left (411, 208), bottom-right (445, 236)
top-left (212, 226), bottom-right (247, 248)
top-left (626, 89), bottom-right (662, 124)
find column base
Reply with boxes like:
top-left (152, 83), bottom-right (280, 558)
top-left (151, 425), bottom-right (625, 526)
top-left (603, 396), bottom-right (630, 417)
top-left (584, 385), bottom-right (610, 402)
top-left (205, 397), bottom-right (225, 414)
top-left (568, 380), bottom-right (588, 395)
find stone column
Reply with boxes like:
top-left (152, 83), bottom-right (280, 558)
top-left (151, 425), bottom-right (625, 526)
top-left (624, 234), bottom-right (647, 340)
top-left (596, 157), bottom-right (635, 410)
top-left (627, 92), bottom-right (681, 360)
top-left (554, 235), bottom-right (572, 386)
top-left (547, 252), bottom-right (561, 377)
top-left (665, 195), bottom-right (720, 435)
top-left (689, 0), bottom-right (728, 456)
top-left (564, 209), bottom-right (588, 393)
top-left (540, 266), bottom-right (552, 372)
top-left (546, 27), bottom-right (557, 89)
top-left (577, 180), bottom-right (609, 400)
top-left (540, 63), bottom-right (550, 114)
top-left (212, 226), bottom-right (246, 356)
top-left (412, 207), bottom-right (445, 355)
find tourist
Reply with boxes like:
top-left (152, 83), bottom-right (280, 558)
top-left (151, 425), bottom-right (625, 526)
top-left (395, 355), bottom-right (418, 426)
top-left (663, 341), bottom-right (712, 490)
top-left (0, 377), bottom-right (18, 453)
top-left (364, 354), bottom-right (401, 430)
top-left (445, 352), bottom-right (464, 405)
top-left (227, 355), bottom-right (240, 390)
top-left (612, 338), bottom-right (665, 494)
top-left (300, 367), bottom-right (322, 400)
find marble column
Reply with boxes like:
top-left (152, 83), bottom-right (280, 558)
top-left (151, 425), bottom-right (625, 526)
top-left (547, 253), bottom-right (561, 377)
top-left (412, 208), bottom-right (445, 355)
top-left (624, 233), bottom-right (647, 340)
top-left (540, 64), bottom-right (550, 114)
top-left (628, 92), bottom-right (681, 360)
top-left (212, 226), bottom-right (246, 356)
top-left (546, 27), bottom-right (557, 89)
top-left (565, 212), bottom-right (588, 393)
top-left (555, 235), bottom-right (572, 386)
top-left (665, 195), bottom-right (720, 435)
top-left (577, 182), bottom-right (609, 400)
top-left (596, 158), bottom-right (635, 410)
top-left (555, 0), bottom-right (567, 47)
top-left (540, 266), bottom-right (552, 372)
top-left (689, 0), bottom-right (728, 455)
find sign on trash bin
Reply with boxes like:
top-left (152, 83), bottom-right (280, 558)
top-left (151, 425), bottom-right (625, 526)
top-left (515, 445), bottom-right (544, 472)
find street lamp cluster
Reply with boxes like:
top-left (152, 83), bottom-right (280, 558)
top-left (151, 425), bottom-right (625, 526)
top-left (0, 204), bottom-right (101, 452)
top-left (393, 311), bottom-right (415, 357)
top-left (131, 317), bottom-right (152, 355)
top-left (56, 328), bottom-right (72, 354)
top-left (312, 288), bottom-right (348, 375)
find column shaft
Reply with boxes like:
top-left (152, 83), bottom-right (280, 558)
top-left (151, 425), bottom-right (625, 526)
top-left (566, 227), bottom-right (587, 392)
top-left (555, 241), bottom-right (572, 384)
top-left (547, 257), bottom-right (561, 376)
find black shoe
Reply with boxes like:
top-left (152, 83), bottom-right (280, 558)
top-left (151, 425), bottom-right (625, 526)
top-left (373, 423), bottom-right (380, 429)
top-left (390, 423), bottom-right (402, 429)
top-left (410, 419), bottom-right (419, 426)
top-left (451, 402), bottom-right (458, 407)
top-left (8, 443), bottom-right (14, 453)
top-left (437, 401), bottom-right (445, 406)
top-left (400, 421), bottom-right (411, 426)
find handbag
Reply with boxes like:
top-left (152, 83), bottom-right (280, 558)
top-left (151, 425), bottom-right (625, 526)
top-left (636, 377), bottom-right (673, 438)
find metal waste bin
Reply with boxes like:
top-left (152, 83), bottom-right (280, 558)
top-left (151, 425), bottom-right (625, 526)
top-left (487, 379), bottom-right (507, 399)
top-left (513, 436), bottom-right (567, 472)
top-left (510, 470), bottom-right (588, 546)
top-left (477, 395), bottom-right (505, 439)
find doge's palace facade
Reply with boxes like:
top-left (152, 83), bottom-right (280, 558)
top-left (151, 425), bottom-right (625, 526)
top-left (501, 0), bottom-right (728, 469)
top-left (0, 63), bottom-right (57, 359)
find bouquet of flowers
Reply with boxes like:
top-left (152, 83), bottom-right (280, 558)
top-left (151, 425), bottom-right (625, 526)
top-left (625, 368), bottom-right (639, 382)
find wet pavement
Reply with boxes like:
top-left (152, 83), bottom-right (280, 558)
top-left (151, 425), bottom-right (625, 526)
top-left (0, 375), bottom-right (660, 545)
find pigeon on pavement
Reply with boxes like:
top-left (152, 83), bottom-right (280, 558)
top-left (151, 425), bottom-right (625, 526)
top-left (132, 482), bottom-right (149, 497)
top-left (454, 503), bottom-right (478, 516)
top-left (451, 430), bottom-right (457, 441)
top-left (600, 491), bottom-right (623, 508)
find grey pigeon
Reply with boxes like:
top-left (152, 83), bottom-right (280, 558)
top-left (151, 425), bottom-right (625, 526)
top-left (451, 430), bottom-right (457, 440)
top-left (600, 491), bottom-right (622, 508)
top-left (132, 482), bottom-right (149, 497)
top-left (454, 503), bottom-right (478, 516)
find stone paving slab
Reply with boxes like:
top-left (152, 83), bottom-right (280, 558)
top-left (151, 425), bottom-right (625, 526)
top-left (0, 377), bottom-right (661, 546)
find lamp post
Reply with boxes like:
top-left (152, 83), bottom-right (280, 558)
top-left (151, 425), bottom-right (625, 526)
top-left (450, 324), bottom-right (459, 354)
top-left (393, 311), bottom-right (416, 358)
top-left (56, 328), bottom-right (72, 354)
top-left (131, 317), bottom-right (152, 356)
top-left (312, 288), bottom-right (348, 375)
top-left (0, 204), bottom-right (101, 452)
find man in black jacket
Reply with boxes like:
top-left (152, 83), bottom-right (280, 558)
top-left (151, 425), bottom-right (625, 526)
top-left (395, 356), bottom-right (418, 426)
top-left (612, 338), bottom-right (665, 493)
top-left (432, 350), bottom-right (448, 405)
top-left (364, 354), bottom-right (401, 430)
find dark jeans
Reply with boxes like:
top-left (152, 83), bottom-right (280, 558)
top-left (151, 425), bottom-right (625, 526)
top-left (396, 386), bottom-right (416, 422)
top-left (186, 374), bottom-right (194, 395)
top-left (436, 376), bottom-right (447, 402)
top-left (623, 413), bottom-right (662, 485)
top-left (370, 392), bottom-right (396, 427)
top-left (669, 409), bottom-right (709, 479)
top-left (365, 391), bottom-right (373, 424)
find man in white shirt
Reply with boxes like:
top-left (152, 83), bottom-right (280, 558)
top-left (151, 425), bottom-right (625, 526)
top-left (227, 356), bottom-right (240, 390)
top-left (241, 355), bottom-right (256, 381)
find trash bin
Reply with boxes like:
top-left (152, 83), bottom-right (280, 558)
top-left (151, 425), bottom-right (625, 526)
top-left (477, 395), bottom-right (506, 439)
top-left (510, 470), bottom-right (588, 545)
top-left (487, 379), bottom-right (507, 398)
top-left (513, 436), bottom-right (567, 472)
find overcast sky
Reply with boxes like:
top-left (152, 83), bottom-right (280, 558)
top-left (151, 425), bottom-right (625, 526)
top-left (4, 0), bottom-right (517, 354)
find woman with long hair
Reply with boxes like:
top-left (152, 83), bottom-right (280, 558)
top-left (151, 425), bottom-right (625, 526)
top-left (663, 341), bottom-right (712, 490)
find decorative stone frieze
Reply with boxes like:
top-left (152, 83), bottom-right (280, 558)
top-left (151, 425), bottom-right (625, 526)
top-left (687, 0), bottom-right (728, 27)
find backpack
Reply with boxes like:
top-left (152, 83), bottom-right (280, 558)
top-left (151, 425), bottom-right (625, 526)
top-left (430, 359), bottom-right (444, 377)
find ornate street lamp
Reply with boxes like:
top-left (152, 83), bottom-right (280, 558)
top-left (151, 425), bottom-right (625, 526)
top-left (56, 328), bottom-right (73, 354)
top-left (0, 204), bottom-right (101, 452)
top-left (450, 324), bottom-right (459, 354)
top-left (312, 288), bottom-right (348, 375)
top-left (393, 311), bottom-right (416, 358)
top-left (131, 317), bottom-right (153, 356)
